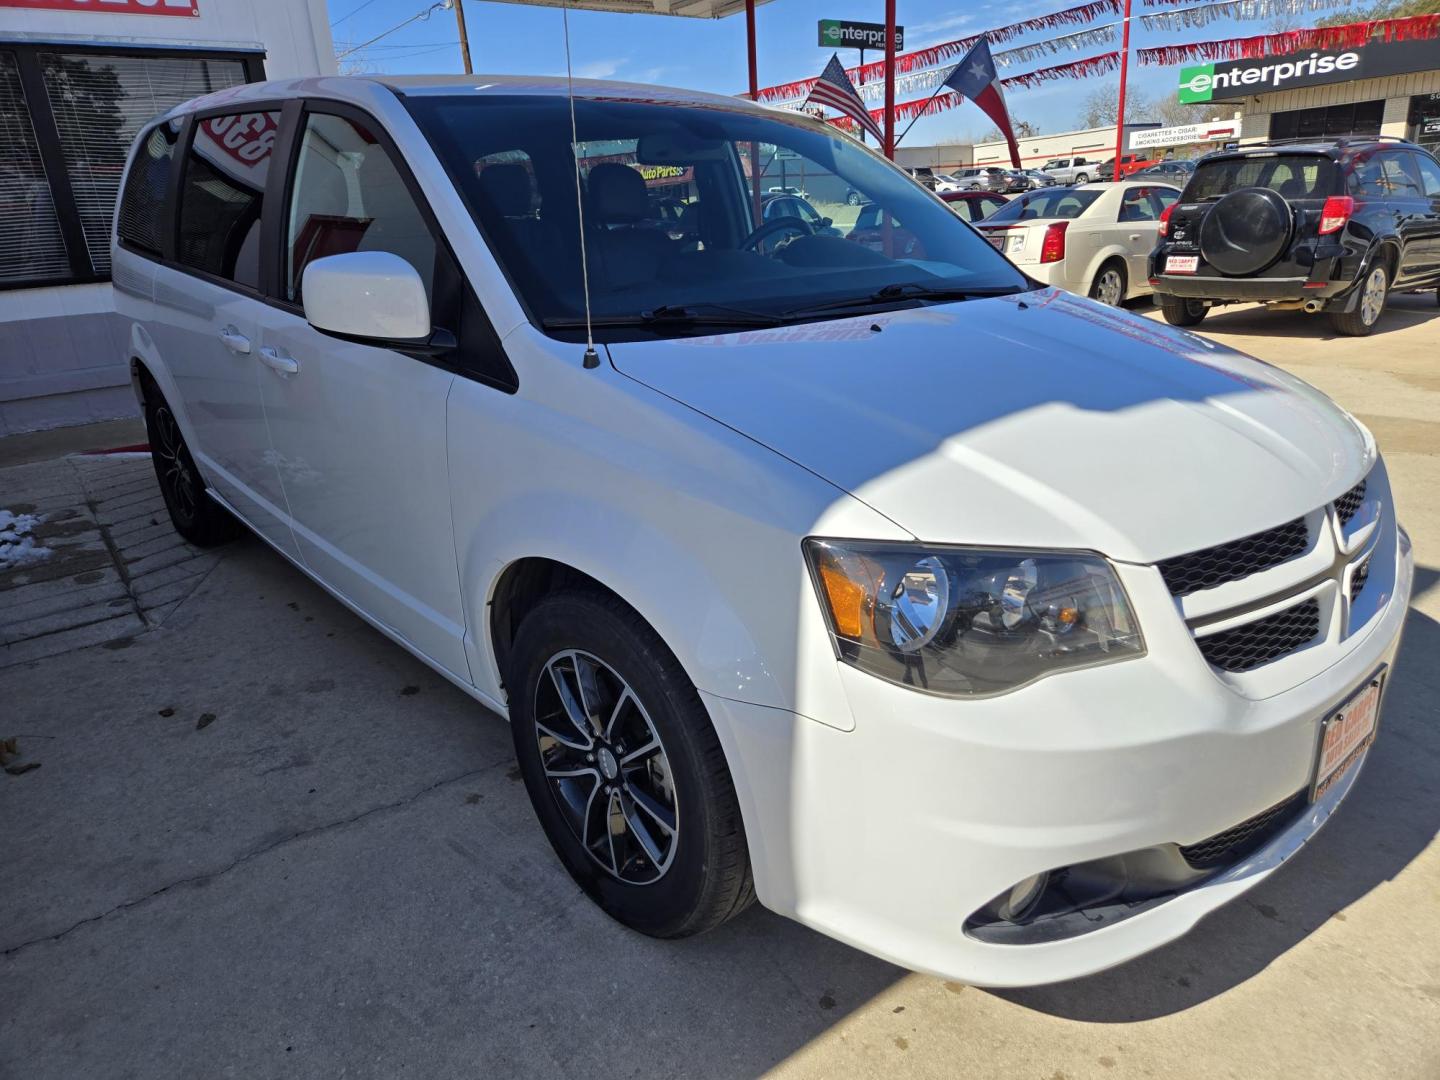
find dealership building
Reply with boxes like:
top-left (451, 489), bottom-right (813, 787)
top-left (0, 0), bottom-right (333, 435)
top-left (1177, 37), bottom-right (1440, 154)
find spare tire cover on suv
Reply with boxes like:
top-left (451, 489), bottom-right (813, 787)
top-left (1198, 187), bottom-right (1293, 276)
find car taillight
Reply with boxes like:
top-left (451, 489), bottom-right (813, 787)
top-left (1318, 195), bottom-right (1354, 235)
top-left (1158, 202), bottom-right (1176, 237)
top-left (1040, 221), bottom-right (1068, 263)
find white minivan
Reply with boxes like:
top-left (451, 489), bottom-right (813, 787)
top-left (114, 75), bottom-right (1411, 988)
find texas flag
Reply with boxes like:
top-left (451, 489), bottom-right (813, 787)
top-left (942, 38), bottom-right (1021, 169)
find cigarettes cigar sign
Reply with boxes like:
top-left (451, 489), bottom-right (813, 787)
top-left (1178, 38), bottom-right (1438, 103)
top-left (0, 0), bottom-right (200, 15)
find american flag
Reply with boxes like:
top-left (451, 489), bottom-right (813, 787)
top-left (804, 53), bottom-right (884, 143)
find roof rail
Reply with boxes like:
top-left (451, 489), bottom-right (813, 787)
top-left (1230, 134), bottom-right (1412, 150)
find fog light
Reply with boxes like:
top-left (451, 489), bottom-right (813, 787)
top-left (995, 871), bottom-right (1049, 922)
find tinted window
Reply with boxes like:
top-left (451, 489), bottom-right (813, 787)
top-left (1412, 151), bottom-right (1440, 197)
top-left (286, 111), bottom-right (438, 302)
top-left (117, 119), bottom-right (182, 257)
top-left (177, 110), bottom-right (279, 289)
top-left (1189, 155), bottom-right (1336, 200)
top-left (983, 188), bottom-right (1101, 222)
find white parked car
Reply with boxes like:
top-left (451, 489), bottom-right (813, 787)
top-left (114, 75), bottom-right (1411, 988)
top-left (931, 172), bottom-right (964, 193)
top-left (977, 181), bottom-right (1181, 305)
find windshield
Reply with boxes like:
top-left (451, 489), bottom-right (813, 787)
top-left (1188, 154), bottom-right (1337, 200)
top-left (406, 94), bottom-right (1027, 337)
top-left (982, 188), bottom-right (1102, 222)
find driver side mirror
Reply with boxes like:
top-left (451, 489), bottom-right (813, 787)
top-left (302, 251), bottom-right (446, 351)
top-left (819, 217), bottom-right (833, 228)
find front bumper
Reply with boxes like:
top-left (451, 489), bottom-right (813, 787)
top-left (704, 523), bottom-right (1413, 987)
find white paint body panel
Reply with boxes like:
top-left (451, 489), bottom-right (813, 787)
top-left (116, 76), bottom-right (1413, 988)
top-left (301, 252), bottom-right (431, 342)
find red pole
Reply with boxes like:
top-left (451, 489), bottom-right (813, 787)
top-left (883, 0), bottom-right (896, 159)
top-left (1113, 0), bottom-right (1131, 182)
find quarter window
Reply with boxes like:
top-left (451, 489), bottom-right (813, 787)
top-left (117, 119), bottom-right (183, 258)
top-left (177, 110), bottom-right (279, 290)
top-left (286, 112), bottom-right (437, 302)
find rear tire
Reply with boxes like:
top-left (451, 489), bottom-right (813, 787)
top-left (846, 191), bottom-right (861, 206)
top-left (1075, 173), bottom-right (1089, 184)
top-left (1089, 260), bottom-right (1127, 307)
top-left (1329, 264), bottom-right (1389, 337)
top-left (508, 590), bottom-right (755, 939)
top-left (1159, 294), bottom-right (1208, 327)
top-left (142, 378), bottom-right (240, 547)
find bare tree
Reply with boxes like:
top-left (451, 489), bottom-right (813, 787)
top-left (977, 119), bottom-right (1043, 143)
top-left (1077, 85), bottom-right (1156, 128)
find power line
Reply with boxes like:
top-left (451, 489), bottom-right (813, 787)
top-left (335, 0), bottom-right (454, 60)
top-left (330, 0), bottom-right (384, 27)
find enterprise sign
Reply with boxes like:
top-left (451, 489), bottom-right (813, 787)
top-left (818, 19), bottom-right (904, 51)
top-left (1178, 38), bottom-right (1438, 103)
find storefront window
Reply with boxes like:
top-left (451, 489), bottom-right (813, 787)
top-left (0, 53), bottom-right (70, 285)
top-left (1409, 93), bottom-right (1440, 157)
top-left (1269, 100), bottom-right (1384, 142)
top-left (40, 53), bottom-right (249, 276)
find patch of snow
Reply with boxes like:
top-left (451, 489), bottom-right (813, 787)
top-left (0, 509), bottom-right (52, 569)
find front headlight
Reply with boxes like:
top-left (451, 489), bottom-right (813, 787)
top-left (803, 539), bottom-right (1144, 697)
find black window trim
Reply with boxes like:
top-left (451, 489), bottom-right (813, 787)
top-left (274, 97), bottom-right (518, 393)
top-left (0, 40), bottom-right (265, 292)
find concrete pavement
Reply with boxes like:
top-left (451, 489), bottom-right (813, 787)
top-left (1, 293), bottom-right (1437, 1079)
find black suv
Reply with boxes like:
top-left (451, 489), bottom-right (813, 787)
top-left (1150, 137), bottom-right (1440, 335)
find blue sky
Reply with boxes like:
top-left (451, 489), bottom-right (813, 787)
top-left (327, 0), bottom-right (1335, 144)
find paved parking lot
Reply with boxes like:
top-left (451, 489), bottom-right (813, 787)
top-left (2, 293), bottom-right (1438, 1079)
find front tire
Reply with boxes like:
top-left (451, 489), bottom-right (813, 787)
top-left (1330, 263), bottom-right (1389, 337)
top-left (508, 591), bottom-right (754, 938)
top-left (143, 379), bottom-right (240, 547)
top-left (1159, 294), bottom-right (1208, 327)
top-left (846, 191), bottom-right (861, 206)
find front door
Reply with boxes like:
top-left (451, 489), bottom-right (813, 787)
top-left (150, 107), bottom-right (298, 557)
top-left (254, 107), bottom-right (470, 680)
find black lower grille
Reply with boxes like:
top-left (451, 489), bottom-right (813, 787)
top-left (1197, 598), bottom-right (1321, 672)
top-left (1180, 791), bottom-right (1305, 869)
top-left (1334, 478), bottom-right (1367, 527)
top-left (1350, 557), bottom-right (1371, 602)
top-left (1158, 517), bottom-right (1308, 598)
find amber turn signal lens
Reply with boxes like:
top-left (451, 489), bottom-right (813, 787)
top-left (817, 561), bottom-right (868, 639)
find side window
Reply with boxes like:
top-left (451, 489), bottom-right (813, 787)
top-left (1412, 152), bottom-right (1440, 197)
top-left (177, 110), bottom-right (280, 290)
top-left (1118, 186), bottom-right (1159, 222)
top-left (949, 198), bottom-right (977, 223)
top-left (1380, 151), bottom-right (1422, 197)
top-left (1155, 187), bottom-right (1180, 211)
top-left (117, 118), bottom-right (182, 258)
top-left (286, 111), bottom-right (437, 303)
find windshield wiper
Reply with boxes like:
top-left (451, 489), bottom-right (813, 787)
top-left (784, 282), bottom-right (1026, 317)
top-left (542, 303), bottom-right (787, 331)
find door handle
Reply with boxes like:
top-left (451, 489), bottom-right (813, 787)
top-left (258, 346), bottom-right (300, 376)
top-left (218, 326), bottom-right (251, 354)
top-left (1128, 233), bottom-right (1142, 241)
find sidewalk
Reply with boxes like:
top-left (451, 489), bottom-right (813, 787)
top-left (1, 451), bottom-right (221, 666)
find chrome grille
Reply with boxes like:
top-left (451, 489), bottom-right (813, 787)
top-left (1157, 518), bottom-right (1308, 598)
top-left (1179, 791), bottom-right (1305, 869)
top-left (1350, 557), bottom-right (1371, 602)
top-left (1196, 599), bottom-right (1321, 673)
top-left (1334, 478), bottom-right (1366, 527)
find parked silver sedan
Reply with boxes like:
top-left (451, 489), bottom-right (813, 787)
top-left (975, 181), bottom-right (1181, 305)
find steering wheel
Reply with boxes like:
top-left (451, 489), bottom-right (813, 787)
top-left (741, 215), bottom-right (814, 254)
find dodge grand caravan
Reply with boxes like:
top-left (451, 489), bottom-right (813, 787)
top-left (114, 75), bottom-right (1412, 987)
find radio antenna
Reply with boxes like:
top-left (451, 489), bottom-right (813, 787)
top-left (561, 0), bottom-right (600, 370)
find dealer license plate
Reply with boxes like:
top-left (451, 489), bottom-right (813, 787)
top-left (1165, 255), bottom-right (1199, 274)
top-left (1311, 675), bottom-right (1383, 801)
top-left (985, 233), bottom-right (1005, 252)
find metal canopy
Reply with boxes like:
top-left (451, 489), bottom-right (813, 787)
top-left (484, 0), bottom-right (776, 18)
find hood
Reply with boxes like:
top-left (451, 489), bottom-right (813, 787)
top-left (609, 289), bottom-right (1372, 564)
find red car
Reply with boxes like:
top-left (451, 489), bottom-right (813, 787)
top-left (938, 189), bottom-right (1010, 223)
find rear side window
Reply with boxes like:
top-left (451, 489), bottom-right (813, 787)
top-left (286, 111), bottom-right (438, 302)
top-left (117, 119), bottom-right (182, 258)
top-left (177, 110), bottom-right (280, 289)
top-left (1189, 155), bottom-right (1336, 200)
top-left (1349, 151), bottom-right (1423, 198)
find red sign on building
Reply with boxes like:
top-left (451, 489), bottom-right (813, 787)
top-left (0, 0), bottom-right (200, 17)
